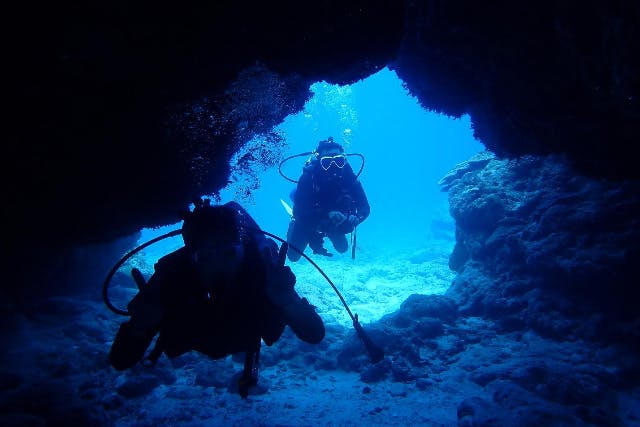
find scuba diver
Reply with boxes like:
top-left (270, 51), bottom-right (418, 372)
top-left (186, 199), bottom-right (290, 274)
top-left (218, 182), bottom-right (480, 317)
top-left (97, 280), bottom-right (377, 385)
top-left (108, 199), bottom-right (325, 398)
top-left (283, 137), bottom-right (370, 261)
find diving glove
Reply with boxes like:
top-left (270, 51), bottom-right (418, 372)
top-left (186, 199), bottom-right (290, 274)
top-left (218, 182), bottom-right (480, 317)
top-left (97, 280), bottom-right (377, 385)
top-left (312, 246), bottom-right (333, 257)
top-left (328, 210), bottom-right (347, 225)
top-left (328, 211), bottom-right (359, 233)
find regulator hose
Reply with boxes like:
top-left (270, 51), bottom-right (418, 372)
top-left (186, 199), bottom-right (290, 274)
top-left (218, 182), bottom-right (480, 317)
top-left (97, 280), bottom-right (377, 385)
top-left (101, 229), bottom-right (181, 315)
top-left (278, 152), bottom-right (365, 183)
top-left (102, 226), bottom-right (383, 363)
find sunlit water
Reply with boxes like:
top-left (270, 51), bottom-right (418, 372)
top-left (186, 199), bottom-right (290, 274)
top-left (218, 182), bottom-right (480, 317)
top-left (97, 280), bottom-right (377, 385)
top-left (128, 68), bottom-right (483, 327)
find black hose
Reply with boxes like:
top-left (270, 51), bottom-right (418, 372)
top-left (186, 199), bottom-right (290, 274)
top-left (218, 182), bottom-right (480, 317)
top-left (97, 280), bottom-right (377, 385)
top-left (257, 229), bottom-right (357, 322)
top-left (279, 152), bottom-right (365, 183)
top-left (351, 226), bottom-right (357, 260)
top-left (278, 152), bottom-right (313, 183)
top-left (102, 227), bottom-right (353, 317)
top-left (102, 225), bottom-right (384, 362)
top-left (102, 229), bottom-right (181, 315)
top-left (346, 153), bottom-right (365, 178)
top-left (257, 229), bottom-right (383, 363)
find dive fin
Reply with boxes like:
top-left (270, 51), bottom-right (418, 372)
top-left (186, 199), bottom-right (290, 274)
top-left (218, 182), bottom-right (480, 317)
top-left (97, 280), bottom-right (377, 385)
top-left (280, 199), bottom-right (293, 218)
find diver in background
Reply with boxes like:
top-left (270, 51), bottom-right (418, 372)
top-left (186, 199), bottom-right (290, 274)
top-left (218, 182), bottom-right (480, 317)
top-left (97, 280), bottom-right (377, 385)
top-left (286, 137), bottom-right (370, 261)
top-left (109, 199), bottom-right (325, 397)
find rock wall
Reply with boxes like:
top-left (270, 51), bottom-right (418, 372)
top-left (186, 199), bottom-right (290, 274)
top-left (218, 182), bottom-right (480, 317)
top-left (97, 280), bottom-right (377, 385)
top-left (5, 0), bottom-right (640, 325)
top-left (441, 152), bottom-right (640, 345)
top-left (7, 1), bottom-right (640, 252)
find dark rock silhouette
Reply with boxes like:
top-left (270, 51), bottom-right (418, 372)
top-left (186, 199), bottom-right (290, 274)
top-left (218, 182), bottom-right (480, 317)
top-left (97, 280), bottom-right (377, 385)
top-left (6, 2), bottom-right (639, 287)
top-left (3, 2), bottom-right (640, 425)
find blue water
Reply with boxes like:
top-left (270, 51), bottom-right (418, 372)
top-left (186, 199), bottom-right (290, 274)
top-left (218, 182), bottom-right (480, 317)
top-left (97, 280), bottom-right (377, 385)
top-left (131, 67), bottom-right (483, 324)
top-left (220, 67), bottom-right (483, 252)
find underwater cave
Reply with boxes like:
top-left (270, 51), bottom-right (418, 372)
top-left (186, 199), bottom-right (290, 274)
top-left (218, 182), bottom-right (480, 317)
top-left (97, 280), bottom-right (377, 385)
top-left (3, 1), bottom-right (640, 426)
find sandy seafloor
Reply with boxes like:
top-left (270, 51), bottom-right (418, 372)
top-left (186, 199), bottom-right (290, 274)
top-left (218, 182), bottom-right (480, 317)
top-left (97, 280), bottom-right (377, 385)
top-left (109, 239), bottom-right (468, 427)
top-left (7, 233), bottom-right (640, 426)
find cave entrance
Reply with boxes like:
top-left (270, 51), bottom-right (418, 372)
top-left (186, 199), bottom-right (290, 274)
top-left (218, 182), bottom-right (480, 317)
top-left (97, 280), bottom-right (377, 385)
top-left (134, 67), bottom-right (483, 325)
top-left (217, 67), bottom-right (483, 325)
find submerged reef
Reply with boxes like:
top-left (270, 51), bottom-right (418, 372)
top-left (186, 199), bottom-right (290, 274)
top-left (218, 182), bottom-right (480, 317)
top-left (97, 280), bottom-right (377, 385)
top-left (2, 1), bottom-right (640, 425)
top-left (442, 152), bottom-right (640, 345)
top-left (333, 154), bottom-right (640, 425)
top-left (7, 1), bottom-right (640, 263)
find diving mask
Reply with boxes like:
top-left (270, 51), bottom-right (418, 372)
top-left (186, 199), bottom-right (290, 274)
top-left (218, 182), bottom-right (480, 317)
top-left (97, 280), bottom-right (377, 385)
top-left (320, 155), bottom-right (347, 170)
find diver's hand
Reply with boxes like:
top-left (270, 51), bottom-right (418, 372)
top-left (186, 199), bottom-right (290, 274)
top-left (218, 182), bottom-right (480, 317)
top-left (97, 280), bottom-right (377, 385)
top-left (312, 246), bottom-right (333, 257)
top-left (328, 211), bottom-right (347, 226)
top-left (347, 215), bottom-right (360, 227)
top-left (264, 243), bottom-right (299, 308)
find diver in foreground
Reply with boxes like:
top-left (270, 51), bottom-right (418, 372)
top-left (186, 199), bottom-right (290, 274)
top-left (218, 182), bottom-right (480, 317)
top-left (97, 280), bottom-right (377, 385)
top-left (108, 199), bottom-right (325, 398)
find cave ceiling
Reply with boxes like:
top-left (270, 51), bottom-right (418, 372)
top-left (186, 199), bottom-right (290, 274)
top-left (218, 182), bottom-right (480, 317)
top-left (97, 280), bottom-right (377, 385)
top-left (6, 0), bottom-right (638, 257)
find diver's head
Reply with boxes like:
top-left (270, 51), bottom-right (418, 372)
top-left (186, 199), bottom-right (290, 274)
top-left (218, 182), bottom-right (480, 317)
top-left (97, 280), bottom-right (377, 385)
top-left (182, 199), bottom-right (245, 282)
top-left (316, 136), bottom-right (344, 157)
top-left (315, 137), bottom-right (347, 174)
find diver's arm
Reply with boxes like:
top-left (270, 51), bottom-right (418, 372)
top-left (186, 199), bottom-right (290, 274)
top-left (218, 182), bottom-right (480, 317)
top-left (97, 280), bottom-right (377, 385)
top-left (263, 245), bottom-right (325, 344)
top-left (109, 275), bottom-right (164, 370)
top-left (279, 295), bottom-right (325, 344)
top-left (267, 282), bottom-right (325, 344)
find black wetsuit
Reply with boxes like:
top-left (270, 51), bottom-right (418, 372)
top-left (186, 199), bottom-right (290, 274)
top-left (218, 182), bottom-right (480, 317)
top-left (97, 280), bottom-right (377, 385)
top-left (286, 160), bottom-right (370, 261)
top-left (110, 231), bottom-right (324, 371)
